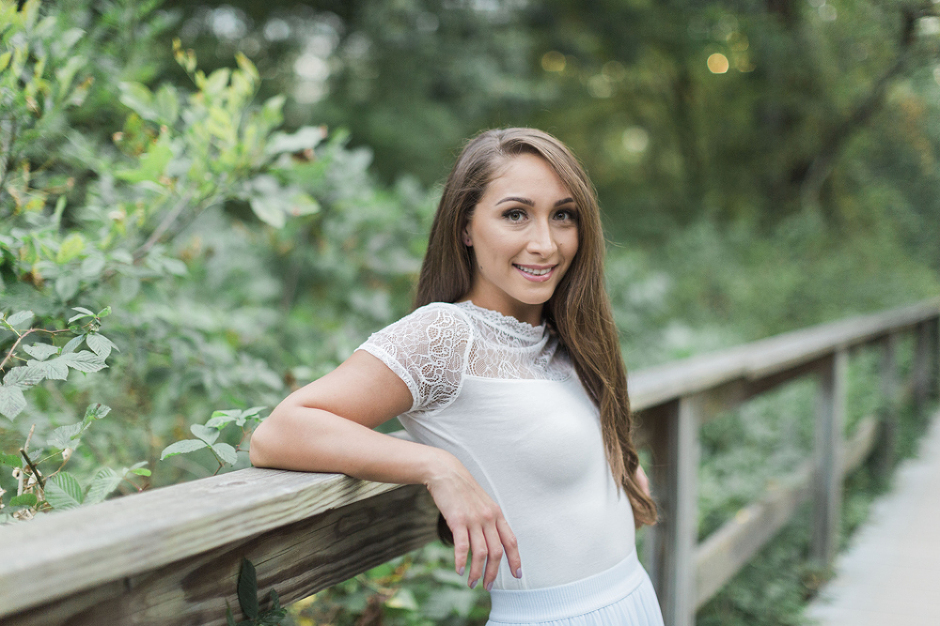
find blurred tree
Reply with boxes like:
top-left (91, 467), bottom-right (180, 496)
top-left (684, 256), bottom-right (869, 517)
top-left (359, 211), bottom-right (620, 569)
top-left (157, 0), bottom-right (940, 261)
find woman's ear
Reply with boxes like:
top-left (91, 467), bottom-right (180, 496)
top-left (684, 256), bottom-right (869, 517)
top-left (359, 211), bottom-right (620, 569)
top-left (462, 227), bottom-right (473, 247)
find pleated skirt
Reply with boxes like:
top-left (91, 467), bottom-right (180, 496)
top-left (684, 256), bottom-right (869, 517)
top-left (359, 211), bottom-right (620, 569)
top-left (485, 550), bottom-right (664, 626)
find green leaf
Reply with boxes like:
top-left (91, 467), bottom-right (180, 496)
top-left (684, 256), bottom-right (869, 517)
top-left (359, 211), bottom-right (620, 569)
top-left (48, 422), bottom-right (84, 449)
top-left (129, 467), bottom-right (151, 476)
top-left (61, 350), bottom-right (107, 373)
top-left (3, 366), bottom-right (45, 387)
top-left (116, 135), bottom-right (173, 183)
top-left (26, 356), bottom-right (69, 381)
top-left (6, 310), bottom-right (34, 328)
top-left (62, 334), bottom-right (85, 353)
top-left (45, 472), bottom-right (84, 510)
top-left (85, 467), bottom-right (122, 505)
top-left (386, 588), bottom-right (419, 610)
top-left (206, 409), bottom-right (242, 429)
top-left (56, 274), bottom-right (80, 301)
top-left (235, 52), bottom-right (259, 80)
top-left (0, 385), bottom-right (26, 419)
top-left (265, 126), bottom-right (327, 156)
top-left (71, 307), bottom-right (95, 317)
top-left (56, 233), bottom-right (85, 264)
top-left (86, 334), bottom-right (117, 359)
top-left (226, 606), bottom-right (237, 626)
top-left (211, 443), bottom-right (238, 466)
top-left (237, 559), bottom-right (260, 621)
top-left (83, 403), bottom-right (111, 422)
top-left (22, 343), bottom-right (59, 360)
top-left (154, 84), bottom-right (179, 125)
top-left (249, 196), bottom-right (285, 229)
top-left (97, 306), bottom-right (112, 318)
top-left (191, 423), bottom-right (220, 445)
top-left (9, 493), bottom-right (38, 507)
top-left (160, 439), bottom-right (209, 460)
top-left (259, 610), bottom-right (286, 626)
top-left (0, 453), bottom-right (22, 467)
top-left (118, 82), bottom-right (158, 121)
top-left (204, 68), bottom-right (231, 95)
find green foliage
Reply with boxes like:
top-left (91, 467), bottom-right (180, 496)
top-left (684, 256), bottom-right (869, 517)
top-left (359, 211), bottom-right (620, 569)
top-left (227, 558), bottom-right (287, 626)
top-left (290, 544), bottom-right (490, 626)
top-left (1, 0), bottom-right (435, 523)
top-left (160, 406), bottom-right (265, 472)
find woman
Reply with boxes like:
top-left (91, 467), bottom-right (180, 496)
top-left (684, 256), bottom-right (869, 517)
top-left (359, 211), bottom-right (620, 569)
top-left (250, 128), bottom-right (664, 625)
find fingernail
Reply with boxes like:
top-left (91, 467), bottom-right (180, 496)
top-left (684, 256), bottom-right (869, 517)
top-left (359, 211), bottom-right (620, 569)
top-left (470, 579), bottom-right (478, 589)
top-left (485, 581), bottom-right (493, 592)
top-left (515, 567), bottom-right (522, 578)
top-left (458, 566), bottom-right (465, 576)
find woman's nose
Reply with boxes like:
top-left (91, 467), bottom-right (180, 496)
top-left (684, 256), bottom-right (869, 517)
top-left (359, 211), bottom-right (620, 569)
top-left (526, 221), bottom-right (557, 256)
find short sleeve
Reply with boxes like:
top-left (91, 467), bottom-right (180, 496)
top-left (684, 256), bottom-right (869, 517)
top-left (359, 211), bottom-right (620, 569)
top-left (357, 304), bottom-right (473, 414)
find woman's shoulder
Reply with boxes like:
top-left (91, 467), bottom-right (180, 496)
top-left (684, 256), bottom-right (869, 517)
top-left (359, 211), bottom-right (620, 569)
top-left (361, 302), bottom-right (475, 352)
top-left (382, 301), bottom-right (474, 336)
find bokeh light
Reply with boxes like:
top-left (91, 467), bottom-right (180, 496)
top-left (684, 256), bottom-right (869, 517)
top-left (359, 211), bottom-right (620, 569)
top-left (707, 53), bottom-right (730, 74)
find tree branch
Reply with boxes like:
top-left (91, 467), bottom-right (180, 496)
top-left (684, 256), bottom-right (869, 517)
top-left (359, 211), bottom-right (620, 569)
top-left (799, 3), bottom-right (939, 211)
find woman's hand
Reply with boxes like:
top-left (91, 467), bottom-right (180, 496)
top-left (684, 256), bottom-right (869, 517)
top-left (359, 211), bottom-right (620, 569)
top-left (424, 449), bottom-right (522, 591)
top-left (634, 463), bottom-right (651, 530)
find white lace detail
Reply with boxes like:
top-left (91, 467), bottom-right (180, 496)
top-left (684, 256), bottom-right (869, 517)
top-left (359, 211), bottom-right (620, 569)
top-left (358, 301), bottom-right (572, 414)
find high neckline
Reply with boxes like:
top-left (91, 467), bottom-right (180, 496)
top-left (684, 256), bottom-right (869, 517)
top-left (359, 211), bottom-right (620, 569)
top-left (454, 300), bottom-right (546, 341)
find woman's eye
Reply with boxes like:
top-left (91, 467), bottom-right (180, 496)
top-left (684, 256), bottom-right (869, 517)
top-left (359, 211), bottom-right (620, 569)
top-left (555, 209), bottom-right (577, 222)
top-left (504, 209), bottom-right (526, 222)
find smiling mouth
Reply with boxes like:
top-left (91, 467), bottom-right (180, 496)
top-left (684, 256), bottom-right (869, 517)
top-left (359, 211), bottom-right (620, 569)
top-left (514, 264), bottom-right (554, 277)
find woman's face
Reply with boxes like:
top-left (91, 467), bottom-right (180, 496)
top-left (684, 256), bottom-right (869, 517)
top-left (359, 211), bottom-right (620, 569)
top-left (462, 153), bottom-right (579, 326)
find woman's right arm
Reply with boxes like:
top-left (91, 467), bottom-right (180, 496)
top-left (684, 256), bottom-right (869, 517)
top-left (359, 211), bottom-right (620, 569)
top-left (249, 349), bottom-right (522, 590)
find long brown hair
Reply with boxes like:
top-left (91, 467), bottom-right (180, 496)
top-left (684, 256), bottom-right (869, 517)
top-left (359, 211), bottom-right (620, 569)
top-left (415, 128), bottom-right (657, 526)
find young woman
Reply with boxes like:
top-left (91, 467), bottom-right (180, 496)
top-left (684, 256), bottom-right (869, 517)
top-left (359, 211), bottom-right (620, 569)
top-left (250, 128), bottom-right (664, 625)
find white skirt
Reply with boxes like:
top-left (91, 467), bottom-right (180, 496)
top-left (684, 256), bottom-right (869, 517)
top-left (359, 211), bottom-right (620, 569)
top-left (485, 550), bottom-right (664, 626)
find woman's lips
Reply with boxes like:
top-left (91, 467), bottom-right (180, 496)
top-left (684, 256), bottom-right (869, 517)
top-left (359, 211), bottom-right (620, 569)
top-left (514, 264), bottom-right (556, 282)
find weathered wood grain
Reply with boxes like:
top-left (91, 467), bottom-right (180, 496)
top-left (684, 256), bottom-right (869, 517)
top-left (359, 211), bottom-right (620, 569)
top-left (812, 351), bottom-right (847, 565)
top-left (4, 484), bottom-right (439, 626)
top-left (646, 395), bottom-right (702, 626)
top-left (0, 468), bottom-right (422, 617)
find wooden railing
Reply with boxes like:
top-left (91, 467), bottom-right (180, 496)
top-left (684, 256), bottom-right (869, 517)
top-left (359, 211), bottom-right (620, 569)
top-left (1, 300), bottom-right (937, 626)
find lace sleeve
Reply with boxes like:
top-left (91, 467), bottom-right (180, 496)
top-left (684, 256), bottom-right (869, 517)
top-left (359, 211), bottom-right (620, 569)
top-left (357, 304), bottom-right (473, 413)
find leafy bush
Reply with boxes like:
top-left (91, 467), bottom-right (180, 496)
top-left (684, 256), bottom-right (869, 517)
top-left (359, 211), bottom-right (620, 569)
top-left (1, 0), bottom-right (434, 517)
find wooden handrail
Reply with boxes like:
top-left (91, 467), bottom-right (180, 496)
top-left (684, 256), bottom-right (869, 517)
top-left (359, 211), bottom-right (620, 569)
top-left (1, 299), bottom-right (938, 626)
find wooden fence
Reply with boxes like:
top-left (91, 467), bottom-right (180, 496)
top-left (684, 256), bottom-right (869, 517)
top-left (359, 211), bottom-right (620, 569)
top-left (1, 299), bottom-right (937, 626)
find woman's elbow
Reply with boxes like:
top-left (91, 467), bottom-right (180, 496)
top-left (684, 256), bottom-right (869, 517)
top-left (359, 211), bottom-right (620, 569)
top-left (249, 408), bottom-right (286, 468)
top-left (248, 420), bottom-right (272, 468)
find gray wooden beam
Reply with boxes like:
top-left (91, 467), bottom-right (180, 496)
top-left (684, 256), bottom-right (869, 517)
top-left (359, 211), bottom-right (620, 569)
top-left (646, 395), bottom-right (702, 626)
top-left (877, 333), bottom-right (900, 478)
top-left (812, 350), bottom-right (847, 566)
top-left (4, 484), bottom-right (439, 626)
top-left (0, 468), bottom-right (429, 618)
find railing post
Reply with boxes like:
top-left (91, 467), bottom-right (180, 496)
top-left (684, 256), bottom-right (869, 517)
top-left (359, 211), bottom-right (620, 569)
top-left (928, 315), bottom-right (940, 402)
top-left (812, 350), bottom-right (847, 566)
top-left (646, 395), bottom-right (702, 626)
top-left (877, 333), bottom-right (899, 478)
top-left (913, 321), bottom-right (931, 416)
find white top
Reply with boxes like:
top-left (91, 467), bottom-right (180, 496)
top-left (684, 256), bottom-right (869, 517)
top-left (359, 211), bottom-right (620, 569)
top-left (358, 301), bottom-right (635, 589)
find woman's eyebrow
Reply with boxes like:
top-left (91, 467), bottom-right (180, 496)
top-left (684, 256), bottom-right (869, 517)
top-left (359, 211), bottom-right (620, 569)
top-left (495, 196), bottom-right (575, 206)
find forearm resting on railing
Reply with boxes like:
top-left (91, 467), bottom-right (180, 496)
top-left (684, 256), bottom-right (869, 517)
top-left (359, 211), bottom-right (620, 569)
top-left (249, 405), bottom-right (450, 486)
